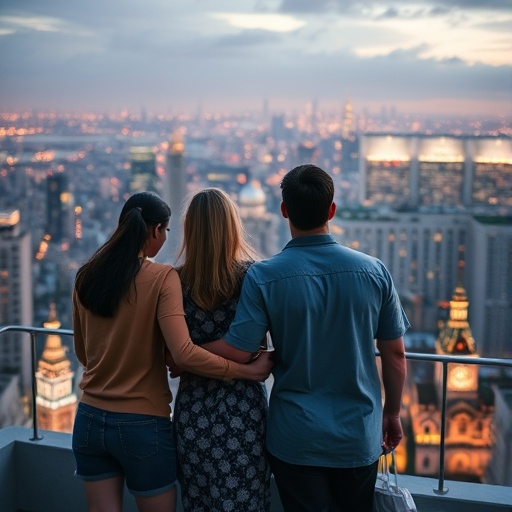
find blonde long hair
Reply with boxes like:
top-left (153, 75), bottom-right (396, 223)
top-left (178, 188), bottom-right (257, 310)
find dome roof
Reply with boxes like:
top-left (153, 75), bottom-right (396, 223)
top-left (239, 180), bottom-right (266, 207)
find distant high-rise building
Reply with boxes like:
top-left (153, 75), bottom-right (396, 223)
top-left (238, 181), bottom-right (280, 259)
top-left (485, 385), bottom-right (512, 486)
top-left (296, 141), bottom-right (317, 167)
top-left (359, 134), bottom-right (512, 211)
top-left (342, 100), bottom-right (353, 140)
top-left (35, 304), bottom-right (77, 433)
top-left (466, 216), bottom-right (512, 357)
top-left (163, 132), bottom-right (186, 264)
top-left (129, 146), bottom-right (158, 194)
top-left (271, 114), bottom-right (286, 143)
top-left (334, 209), bottom-right (467, 331)
top-left (202, 163), bottom-right (250, 196)
top-left (47, 173), bottom-right (73, 243)
top-left (334, 209), bottom-right (511, 357)
top-left (0, 210), bottom-right (32, 394)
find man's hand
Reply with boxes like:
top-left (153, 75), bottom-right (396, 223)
top-left (241, 351), bottom-right (274, 382)
top-left (381, 412), bottom-right (403, 454)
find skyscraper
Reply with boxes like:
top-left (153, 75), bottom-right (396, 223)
top-left (334, 208), bottom-right (512, 357)
top-left (35, 304), bottom-right (77, 433)
top-left (467, 217), bottom-right (512, 357)
top-left (162, 132), bottom-right (186, 264)
top-left (0, 210), bottom-right (32, 394)
top-left (129, 146), bottom-right (158, 195)
top-left (334, 209), bottom-right (467, 331)
top-left (47, 173), bottom-right (73, 243)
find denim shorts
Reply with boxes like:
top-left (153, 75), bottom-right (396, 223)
top-left (72, 402), bottom-right (177, 497)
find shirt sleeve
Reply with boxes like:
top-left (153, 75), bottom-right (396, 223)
top-left (157, 268), bottom-right (186, 319)
top-left (224, 269), bottom-right (269, 352)
top-left (375, 261), bottom-right (411, 340)
top-left (157, 268), bottom-right (238, 381)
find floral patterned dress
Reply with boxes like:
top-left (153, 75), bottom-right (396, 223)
top-left (173, 264), bottom-right (270, 512)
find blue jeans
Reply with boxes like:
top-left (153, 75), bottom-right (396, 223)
top-left (72, 402), bottom-right (177, 497)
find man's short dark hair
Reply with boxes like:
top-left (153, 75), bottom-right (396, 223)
top-left (280, 164), bottom-right (334, 230)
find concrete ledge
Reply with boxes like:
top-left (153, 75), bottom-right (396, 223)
top-left (1, 427), bottom-right (511, 512)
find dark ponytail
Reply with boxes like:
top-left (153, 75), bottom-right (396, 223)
top-left (75, 192), bottom-right (171, 317)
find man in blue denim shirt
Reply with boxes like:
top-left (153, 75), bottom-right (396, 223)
top-left (205, 164), bottom-right (409, 512)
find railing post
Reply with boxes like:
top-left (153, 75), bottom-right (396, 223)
top-left (434, 360), bottom-right (449, 494)
top-left (29, 331), bottom-right (43, 441)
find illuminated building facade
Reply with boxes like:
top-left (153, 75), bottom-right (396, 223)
top-left (202, 163), bottom-right (250, 196)
top-left (0, 210), bottom-right (33, 394)
top-left (470, 138), bottom-right (512, 208)
top-left (35, 304), bottom-right (77, 433)
top-left (409, 282), bottom-right (493, 482)
top-left (129, 146), bottom-right (158, 194)
top-left (360, 134), bottom-right (512, 210)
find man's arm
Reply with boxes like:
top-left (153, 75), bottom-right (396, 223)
top-left (201, 339), bottom-right (255, 364)
top-left (376, 336), bottom-right (407, 454)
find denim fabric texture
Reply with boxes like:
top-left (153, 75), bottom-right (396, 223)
top-left (72, 402), bottom-right (177, 496)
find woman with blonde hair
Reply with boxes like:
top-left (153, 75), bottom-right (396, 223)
top-left (172, 188), bottom-right (271, 512)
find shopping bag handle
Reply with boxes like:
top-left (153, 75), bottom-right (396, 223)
top-left (379, 450), bottom-right (399, 492)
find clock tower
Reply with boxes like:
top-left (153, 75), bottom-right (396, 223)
top-left (36, 304), bottom-right (77, 433)
top-left (435, 278), bottom-right (479, 399)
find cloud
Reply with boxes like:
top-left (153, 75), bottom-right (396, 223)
top-left (0, 0), bottom-right (509, 116)
top-left (0, 14), bottom-right (93, 36)
top-left (211, 13), bottom-right (305, 32)
top-left (278, 0), bottom-right (512, 14)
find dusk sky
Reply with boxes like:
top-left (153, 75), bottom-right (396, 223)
top-left (1, 0), bottom-right (511, 116)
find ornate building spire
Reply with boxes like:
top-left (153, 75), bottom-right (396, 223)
top-left (36, 303), bottom-right (77, 433)
top-left (38, 303), bottom-right (71, 379)
top-left (437, 262), bottom-right (477, 357)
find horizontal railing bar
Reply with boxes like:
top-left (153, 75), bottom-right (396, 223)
top-left (376, 350), bottom-right (512, 368)
top-left (0, 325), bottom-right (74, 337)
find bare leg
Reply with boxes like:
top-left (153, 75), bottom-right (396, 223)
top-left (84, 476), bottom-right (124, 512)
top-left (135, 487), bottom-right (177, 512)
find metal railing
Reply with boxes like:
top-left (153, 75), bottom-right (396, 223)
top-left (0, 324), bottom-right (74, 441)
top-left (1, 324), bottom-right (512, 497)
top-left (396, 351), bottom-right (512, 494)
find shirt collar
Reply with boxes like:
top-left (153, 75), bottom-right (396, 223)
top-left (283, 234), bottom-right (337, 250)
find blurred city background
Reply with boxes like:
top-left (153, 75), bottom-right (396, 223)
top-left (0, 0), bottom-right (511, 492)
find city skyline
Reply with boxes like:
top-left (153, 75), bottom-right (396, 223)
top-left (0, 0), bottom-right (511, 116)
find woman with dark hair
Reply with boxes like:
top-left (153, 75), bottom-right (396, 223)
top-left (172, 188), bottom-right (271, 512)
top-left (72, 191), bottom-right (272, 512)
